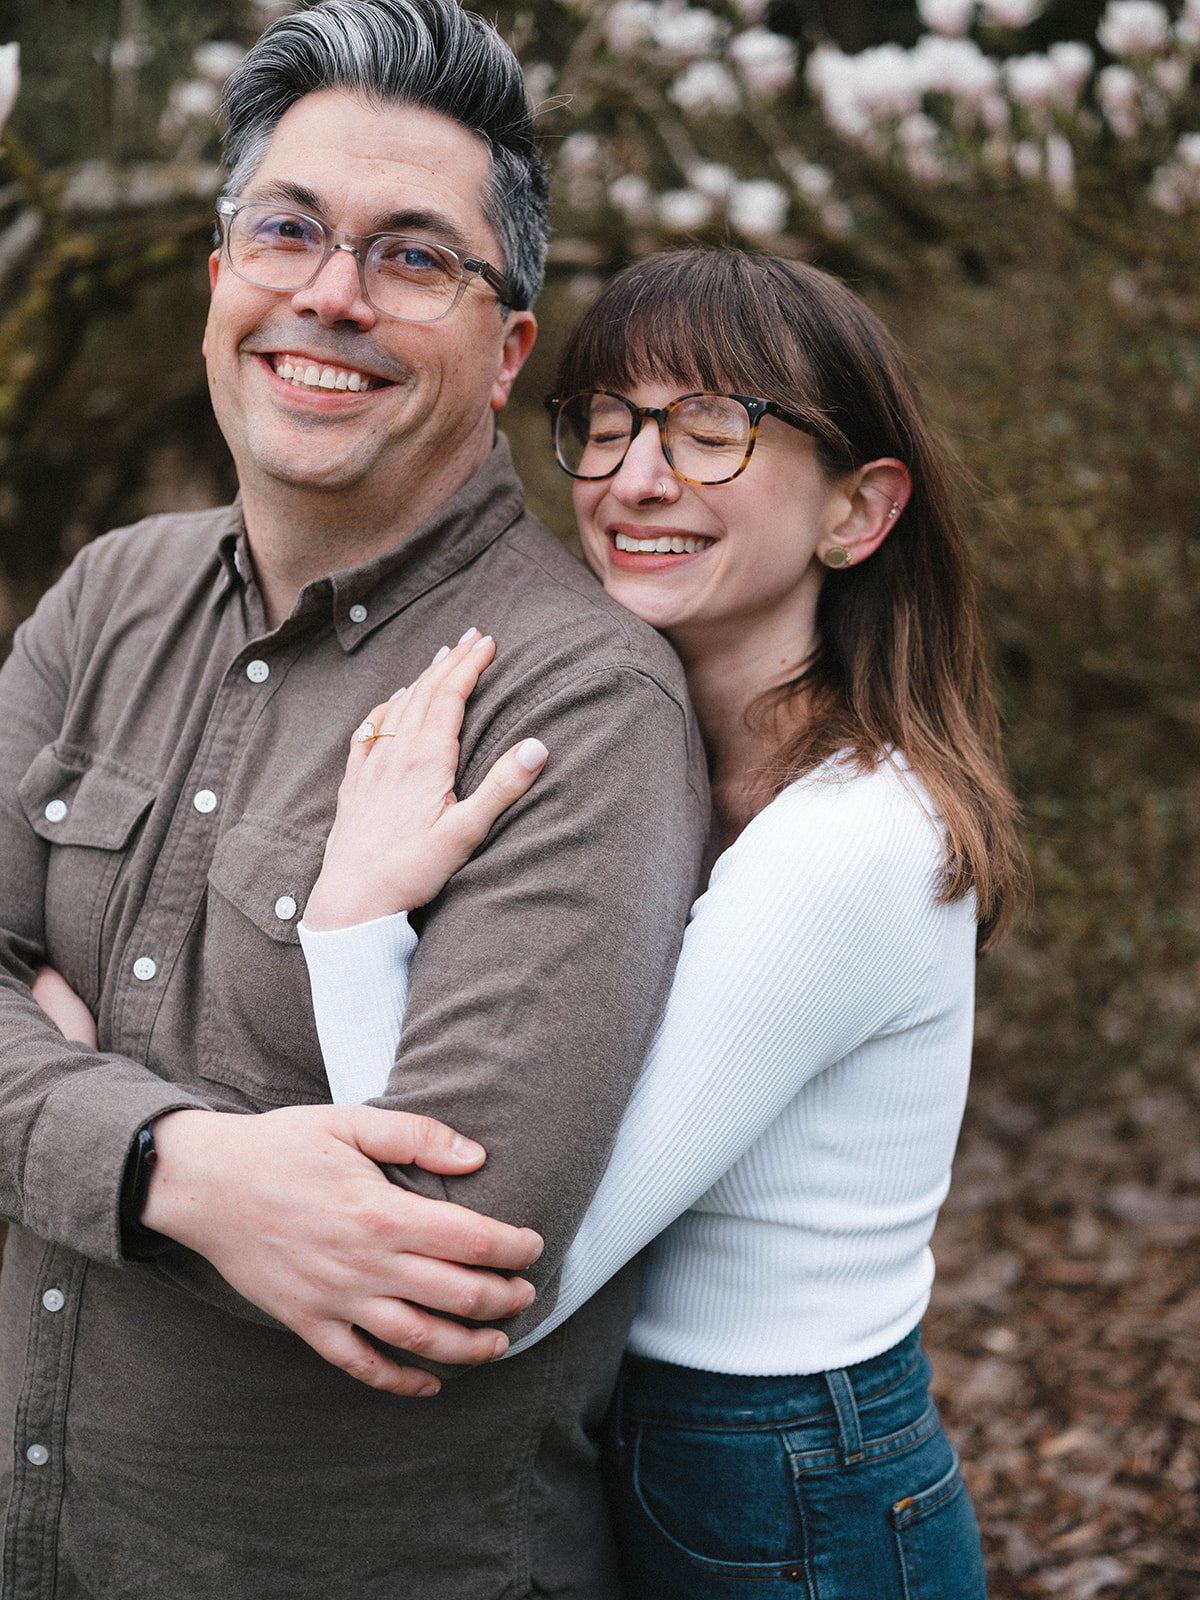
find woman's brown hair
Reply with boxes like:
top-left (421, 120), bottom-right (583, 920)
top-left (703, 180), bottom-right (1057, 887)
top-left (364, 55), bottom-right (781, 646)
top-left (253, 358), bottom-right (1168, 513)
top-left (553, 248), bottom-right (1026, 948)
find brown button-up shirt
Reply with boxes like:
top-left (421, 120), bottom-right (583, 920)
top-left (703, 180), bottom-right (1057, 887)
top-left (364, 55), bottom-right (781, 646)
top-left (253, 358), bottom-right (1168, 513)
top-left (0, 437), bottom-right (708, 1598)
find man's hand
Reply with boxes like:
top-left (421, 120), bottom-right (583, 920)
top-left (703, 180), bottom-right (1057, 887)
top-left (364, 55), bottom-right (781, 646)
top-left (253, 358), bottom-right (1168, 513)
top-left (143, 1104), bottom-right (544, 1397)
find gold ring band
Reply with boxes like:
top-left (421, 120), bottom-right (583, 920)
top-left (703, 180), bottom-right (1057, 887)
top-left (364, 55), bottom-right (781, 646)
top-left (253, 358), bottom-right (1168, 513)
top-left (355, 720), bottom-right (399, 744)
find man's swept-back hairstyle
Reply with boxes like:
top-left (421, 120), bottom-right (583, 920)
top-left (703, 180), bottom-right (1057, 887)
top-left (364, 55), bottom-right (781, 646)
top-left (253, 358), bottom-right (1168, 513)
top-left (555, 248), bottom-right (1027, 948)
top-left (221, 0), bottom-right (548, 311)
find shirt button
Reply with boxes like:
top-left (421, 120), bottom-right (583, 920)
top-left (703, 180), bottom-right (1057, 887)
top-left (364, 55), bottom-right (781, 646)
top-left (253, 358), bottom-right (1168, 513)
top-left (44, 800), bottom-right (68, 823)
top-left (25, 1444), bottom-right (49, 1467)
top-left (349, 603), bottom-right (368, 624)
top-left (42, 1288), bottom-right (65, 1313)
top-left (274, 895), bottom-right (297, 922)
top-left (193, 789), bottom-right (218, 814)
top-left (132, 957), bottom-right (157, 981)
top-left (245, 659), bottom-right (270, 683)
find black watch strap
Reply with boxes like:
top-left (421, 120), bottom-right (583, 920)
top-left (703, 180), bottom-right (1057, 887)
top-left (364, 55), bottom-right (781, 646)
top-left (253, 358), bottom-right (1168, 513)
top-left (119, 1122), bottom-right (165, 1261)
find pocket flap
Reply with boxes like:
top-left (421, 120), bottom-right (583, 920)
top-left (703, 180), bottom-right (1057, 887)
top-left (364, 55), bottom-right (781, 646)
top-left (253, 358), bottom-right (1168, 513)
top-left (19, 744), bottom-right (157, 849)
top-left (207, 815), bottom-right (327, 946)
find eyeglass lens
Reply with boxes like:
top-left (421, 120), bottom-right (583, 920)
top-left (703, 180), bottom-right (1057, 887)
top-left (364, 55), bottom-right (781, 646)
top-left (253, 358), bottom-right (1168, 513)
top-left (226, 204), bottom-right (467, 322)
top-left (555, 394), bottom-right (754, 483)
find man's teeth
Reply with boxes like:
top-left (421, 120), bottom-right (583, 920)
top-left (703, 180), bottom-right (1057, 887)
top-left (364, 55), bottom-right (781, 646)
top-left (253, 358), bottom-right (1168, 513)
top-left (275, 358), bottom-right (374, 392)
top-left (613, 533), bottom-right (713, 554)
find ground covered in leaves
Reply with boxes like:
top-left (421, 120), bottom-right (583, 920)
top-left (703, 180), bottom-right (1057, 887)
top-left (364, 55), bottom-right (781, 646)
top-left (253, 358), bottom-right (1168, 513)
top-left (926, 1080), bottom-right (1200, 1598)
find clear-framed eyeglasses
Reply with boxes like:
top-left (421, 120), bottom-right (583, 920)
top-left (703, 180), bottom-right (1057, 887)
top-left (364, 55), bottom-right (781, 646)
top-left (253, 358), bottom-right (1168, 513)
top-left (547, 391), bottom-right (814, 487)
top-left (214, 199), bottom-right (521, 324)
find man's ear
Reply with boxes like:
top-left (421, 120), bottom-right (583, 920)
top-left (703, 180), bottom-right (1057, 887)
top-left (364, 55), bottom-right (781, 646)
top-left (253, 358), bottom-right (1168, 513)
top-left (490, 312), bottom-right (538, 413)
top-left (817, 458), bottom-right (913, 568)
top-left (202, 251), bottom-right (221, 359)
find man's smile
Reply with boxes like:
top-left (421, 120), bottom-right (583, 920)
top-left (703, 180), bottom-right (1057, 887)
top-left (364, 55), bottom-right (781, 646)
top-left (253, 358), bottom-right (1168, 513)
top-left (270, 352), bottom-right (389, 392)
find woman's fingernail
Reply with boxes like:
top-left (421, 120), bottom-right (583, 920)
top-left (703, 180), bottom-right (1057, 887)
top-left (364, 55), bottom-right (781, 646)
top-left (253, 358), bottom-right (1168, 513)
top-left (457, 627), bottom-right (479, 646)
top-left (515, 738), bottom-right (548, 772)
top-left (388, 686), bottom-right (408, 701)
top-left (471, 634), bottom-right (493, 652)
top-left (417, 1379), bottom-right (440, 1397)
top-left (432, 645), bottom-right (450, 664)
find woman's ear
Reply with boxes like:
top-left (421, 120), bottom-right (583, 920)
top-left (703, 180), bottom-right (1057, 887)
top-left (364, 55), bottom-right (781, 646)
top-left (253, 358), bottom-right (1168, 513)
top-left (817, 459), bottom-right (912, 569)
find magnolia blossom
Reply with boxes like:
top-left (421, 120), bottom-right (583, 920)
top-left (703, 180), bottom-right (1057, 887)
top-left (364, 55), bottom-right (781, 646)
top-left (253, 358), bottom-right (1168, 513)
top-left (159, 76), bottom-right (220, 140)
top-left (728, 28), bottom-right (796, 98)
top-left (727, 178), bottom-right (788, 238)
top-left (1149, 130), bottom-right (1200, 209)
top-left (1013, 138), bottom-right (1042, 177)
top-left (523, 61), bottom-right (557, 105)
top-left (913, 34), bottom-right (1000, 103)
top-left (560, 132), bottom-right (603, 177)
top-left (1176, 0), bottom-right (1200, 48)
top-left (1152, 56), bottom-right (1191, 97)
top-left (1004, 52), bottom-right (1063, 111)
top-left (1097, 63), bottom-right (1142, 136)
top-left (0, 41), bottom-right (18, 134)
top-left (192, 42), bottom-right (245, 84)
top-left (669, 59), bottom-right (740, 114)
top-left (1096, 1), bottom-right (1170, 57)
top-left (916, 0), bottom-right (975, 36)
top-left (688, 161), bottom-right (736, 198)
top-left (789, 159), bottom-right (834, 200)
top-left (608, 172), bottom-right (656, 224)
top-left (978, 0), bottom-right (1044, 26)
top-left (897, 112), bottom-right (948, 181)
top-left (806, 42), bottom-right (924, 142)
top-left (651, 5), bottom-right (728, 61)
top-left (658, 187), bottom-right (714, 231)
top-left (604, 1), bottom-right (658, 55)
top-left (1045, 131), bottom-right (1075, 199)
top-left (1047, 41), bottom-right (1094, 105)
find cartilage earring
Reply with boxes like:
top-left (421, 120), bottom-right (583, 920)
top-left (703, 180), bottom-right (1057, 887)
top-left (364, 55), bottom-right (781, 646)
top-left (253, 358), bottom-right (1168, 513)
top-left (887, 502), bottom-right (899, 517)
top-left (823, 546), bottom-right (852, 568)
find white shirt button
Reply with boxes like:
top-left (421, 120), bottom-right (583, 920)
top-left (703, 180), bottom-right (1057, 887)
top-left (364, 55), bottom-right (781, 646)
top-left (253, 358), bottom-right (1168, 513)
top-left (26, 1444), bottom-right (49, 1467)
top-left (274, 895), bottom-right (297, 922)
top-left (245, 659), bottom-right (270, 683)
top-left (44, 800), bottom-right (68, 823)
top-left (349, 603), bottom-right (368, 624)
top-left (193, 789), bottom-right (218, 814)
top-left (132, 957), bottom-right (157, 981)
top-left (42, 1288), bottom-right (65, 1313)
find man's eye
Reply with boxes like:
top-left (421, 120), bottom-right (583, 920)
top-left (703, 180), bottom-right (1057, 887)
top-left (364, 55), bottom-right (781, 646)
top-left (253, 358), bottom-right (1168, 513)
top-left (247, 213), bottom-right (321, 249)
top-left (376, 241), bottom-right (448, 275)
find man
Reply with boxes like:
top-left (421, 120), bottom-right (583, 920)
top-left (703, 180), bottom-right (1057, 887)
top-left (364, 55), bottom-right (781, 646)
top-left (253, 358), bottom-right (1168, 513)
top-left (0, 2), bottom-right (707, 1593)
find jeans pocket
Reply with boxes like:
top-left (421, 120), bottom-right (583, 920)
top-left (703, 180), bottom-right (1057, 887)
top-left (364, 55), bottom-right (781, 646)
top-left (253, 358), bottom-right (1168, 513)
top-left (630, 1420), bottom-right (806, 1576)
top-left (891, 1447), bottom-right (988, 1600)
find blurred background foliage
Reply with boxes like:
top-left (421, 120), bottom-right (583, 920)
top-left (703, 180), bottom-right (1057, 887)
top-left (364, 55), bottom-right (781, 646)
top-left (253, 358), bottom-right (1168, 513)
top-left (1, 0), bottom-right (1197, 1104)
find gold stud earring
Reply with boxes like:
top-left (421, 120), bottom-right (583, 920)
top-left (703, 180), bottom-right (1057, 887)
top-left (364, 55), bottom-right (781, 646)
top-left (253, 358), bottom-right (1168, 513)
top-left (823, 547), bottom-right (852, 568)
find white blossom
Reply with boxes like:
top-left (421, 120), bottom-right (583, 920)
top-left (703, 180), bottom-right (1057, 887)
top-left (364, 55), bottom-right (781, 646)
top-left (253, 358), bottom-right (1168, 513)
top-left (916, 0), bottom-right (975, 36)
top-left (608, 172), bottom-right (656, 223)
top-left (1096, 1), bottom-right (1170, 57)
top-left (727, 178), bottom-right (789, 238)
top-left (688, 161), bottom-right (736, 198)
top-left (192, 42), bottom-right (244, 84)
top-left (730, 0), bottom-right (769, 21)
top-left (821, 200), bottom-right (854, 234)
top-left (1013, 138), bottom-right (1042, 177)
top-left (669, 59), bottom-right (741, 114)
top-left (159, 76), bottom-right (220, 140)
top-left (728, 28), bottom-right (796, 98)
top-left (1176, 0), bottom-right (1200, 48)
top-left (898, 111), bottom-right (949, 181)
top-left (1045, 131), bottom-right (1075, 198)
top-left (1149, 130), bottom-right (1200, 209)
top-left (0, 42), bottom-right (18, 135)
top-left (978, 0), bottom-right (1044, 26)
top-left (561, 132), bottom-right (603, 177)
top-left (1097, 63), bottom-right (1142, 136)
top-left (605, 1), bottom-right (658, 55)
top-left (913, 34), bottom-right (1000, 102)
top-left (652, 5), bottom-right (728, 61)
top-left (1004, 53), bottom-right (1061, 110)
top-left (658, 187), bottom-right (714, 231)
top-left (806, 46), bottom-right (875, 141)
top-left (1047, 41), bottom-right (1094, 105)
top-left (1152, 56), bottom-right (1190, 97)
top-left (789, 160), bottom-right (834, 200)
top-left (524, 61), bottom-right (558, 105)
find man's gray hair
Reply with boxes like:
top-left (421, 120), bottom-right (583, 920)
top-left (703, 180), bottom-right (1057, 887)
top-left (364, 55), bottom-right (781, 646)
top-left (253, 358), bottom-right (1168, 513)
top-left (221, 0), bottom-right (548, 311)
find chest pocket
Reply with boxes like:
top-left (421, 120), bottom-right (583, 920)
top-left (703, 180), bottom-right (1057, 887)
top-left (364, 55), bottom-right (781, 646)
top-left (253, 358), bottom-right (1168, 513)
top-left (18, 743), bottom-right (158, 1006)
top-left (200, 815), bottom-right (331, 1107)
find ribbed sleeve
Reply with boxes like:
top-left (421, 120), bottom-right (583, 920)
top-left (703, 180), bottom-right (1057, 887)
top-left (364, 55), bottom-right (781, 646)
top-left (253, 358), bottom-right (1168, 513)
top-left (297, 913), bottom-right (417, 1104)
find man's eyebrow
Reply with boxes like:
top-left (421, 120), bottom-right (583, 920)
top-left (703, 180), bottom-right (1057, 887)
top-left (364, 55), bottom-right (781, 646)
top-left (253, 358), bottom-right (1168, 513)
top-left (245, 182), bottom-right (477, 256)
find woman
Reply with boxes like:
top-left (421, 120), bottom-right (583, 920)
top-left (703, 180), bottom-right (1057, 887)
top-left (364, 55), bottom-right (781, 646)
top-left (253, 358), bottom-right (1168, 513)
top-left (43, 250), bottom-right (1024, 1596)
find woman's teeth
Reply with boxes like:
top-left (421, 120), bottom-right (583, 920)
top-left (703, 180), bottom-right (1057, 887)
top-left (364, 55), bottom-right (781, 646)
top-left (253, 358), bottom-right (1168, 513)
top-left (274, 357), bottom-right (375, 392)
top-left (613, 533), bottom-right (713, 554)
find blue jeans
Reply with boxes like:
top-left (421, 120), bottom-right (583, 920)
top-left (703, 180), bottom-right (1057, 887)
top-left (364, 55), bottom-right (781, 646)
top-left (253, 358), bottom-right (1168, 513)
top-left (602, 1325), bottom-right (987, 1598)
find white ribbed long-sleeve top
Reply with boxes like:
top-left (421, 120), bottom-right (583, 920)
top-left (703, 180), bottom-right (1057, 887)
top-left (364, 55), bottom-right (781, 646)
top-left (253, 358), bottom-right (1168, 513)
top-left (299, 754), bottom-right (977, 1375)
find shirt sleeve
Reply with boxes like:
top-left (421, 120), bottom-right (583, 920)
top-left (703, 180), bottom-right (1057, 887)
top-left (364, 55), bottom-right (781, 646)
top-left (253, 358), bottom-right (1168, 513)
top-left (0, 564), bottom-right (212, 1266)
top-left (297, 913), bottom-right (417, 1104)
